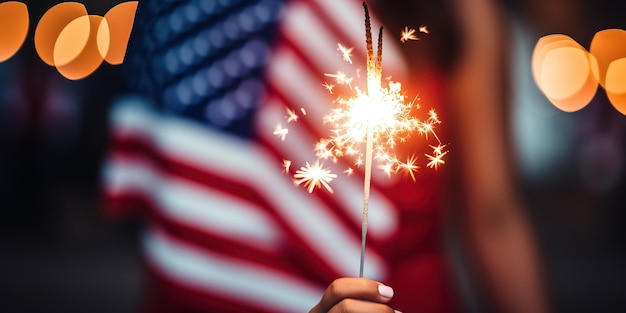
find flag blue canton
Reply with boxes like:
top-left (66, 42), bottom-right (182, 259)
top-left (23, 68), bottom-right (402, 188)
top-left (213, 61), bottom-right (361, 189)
top-left (123, 0), bottom-right (285, 138)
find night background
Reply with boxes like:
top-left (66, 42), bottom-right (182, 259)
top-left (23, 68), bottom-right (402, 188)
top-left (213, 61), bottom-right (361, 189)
top-left (1, 0), bottom-right (625, 312)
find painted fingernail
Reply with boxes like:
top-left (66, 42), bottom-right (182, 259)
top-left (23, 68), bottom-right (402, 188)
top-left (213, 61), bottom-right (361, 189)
top-left (378, 284), bottom-right (394, 298)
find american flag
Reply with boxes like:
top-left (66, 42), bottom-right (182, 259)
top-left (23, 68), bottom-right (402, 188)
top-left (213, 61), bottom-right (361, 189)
top-left (103, 0), bottom-right (456, 312)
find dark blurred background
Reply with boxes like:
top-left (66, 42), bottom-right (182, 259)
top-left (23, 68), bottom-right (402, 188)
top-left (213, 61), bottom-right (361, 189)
top-left (0, 0), bottom-right (625, 312)
top-left (0, 1), bottom-right (142, 312)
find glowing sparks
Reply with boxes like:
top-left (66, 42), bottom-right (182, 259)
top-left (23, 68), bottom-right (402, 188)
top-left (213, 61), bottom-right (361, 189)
top-left (397, 155), bottom-right (419, 182)
top-left (274, 4), bottom-right (446, 191)
top-left (324, 71), bottom-right (353, 86)
top-left (426, 149), bottom-right (448, 170)
top-left (427, 108), bottom-right (438, 121)
top-left (337, 43), bottom-right (354, 64)
top-left (400, 26), bottom-right (419, 43)
top-left (322, 82), bottom-right (335, 94)
top-left (285, 107), bottom-right (299, 123)
top-left (315, 76), bottom-right (445, 178)
top-left (293, 161), bottom-right (337, 194)
top-left (273, 123), bottom-right (288, 141)
top-left (426, 144), bottom-right (448, 170)
top-left (282, 159), bottom-right (292, 173)
top-left (431, 143), bottom-right (447, 155)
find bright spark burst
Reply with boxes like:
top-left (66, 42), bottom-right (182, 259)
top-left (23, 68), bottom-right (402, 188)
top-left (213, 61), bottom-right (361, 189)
top-left (315, 71), bottom-right (445, 179)
top-left (285, 107), bottom-right (299, 123)
top-left (337, 43), bottom-right (354, 64)
top-left (282, 159), bottom-right (292, 173)
top-left (431, 143), bottom-right (447, 155)
top-left (426, 148), bottom-right (448, 170)
top-left (275, 4), bottom-right (445, 193)
top-left (322, 82), bottom-right (335, 94)
top-left (273, 123), bottom-right (288, 141)
top-left (400, 26), bottom-right (419, 43)
top-left (397, 155), bottom-right (419, 182)
top-left (293, 161), bottom-right (337, 194)
top-left (324, 71), bottom-right (353, 86)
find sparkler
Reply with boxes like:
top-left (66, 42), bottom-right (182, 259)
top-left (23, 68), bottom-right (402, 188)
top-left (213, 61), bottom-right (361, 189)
top-left (274, 2), bottom-right (447, 277)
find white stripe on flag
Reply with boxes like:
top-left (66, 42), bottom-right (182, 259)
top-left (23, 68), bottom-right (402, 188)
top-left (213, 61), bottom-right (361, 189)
top-left (105, 157), bottom-right (283, 250)
top-left (282, 1), bottom-right (356, 76)
top-left (266, 45), bottom-right (332, 134)
top-left (143, 226), bottom-right (323, 313)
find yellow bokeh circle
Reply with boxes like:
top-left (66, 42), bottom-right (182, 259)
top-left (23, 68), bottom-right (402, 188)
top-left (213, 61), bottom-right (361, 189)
top-left (532, 35), bottom-right (598, 112)
top-left (534, 29), bottom-right (626, 115)
top-left (531, 34), bottom-right (573, 87)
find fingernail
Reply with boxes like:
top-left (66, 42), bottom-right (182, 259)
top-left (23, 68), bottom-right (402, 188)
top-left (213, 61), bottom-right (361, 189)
top-left (378, 284), bottom-right (394, 298)
top-left (394, 311), bottom-right (403, 313)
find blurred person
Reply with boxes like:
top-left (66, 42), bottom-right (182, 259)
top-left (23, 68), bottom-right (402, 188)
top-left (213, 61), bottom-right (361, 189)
top-left (104, 0), bottom-right (549, 313)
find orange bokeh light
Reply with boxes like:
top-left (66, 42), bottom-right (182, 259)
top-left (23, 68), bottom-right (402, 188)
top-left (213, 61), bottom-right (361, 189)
top-left (531, 34), bottom-right (574, 87)
top-left (53, 14), bottom-right (91, 67)
top-left (604, 57), bottom-right (626, 115)
top-left (29, 1), bottom-right (139, 79)
top-left (589, 29), bottom-right (626, 88)
top-left (0, 1), bottom-right (29, 62)
top-left (56, 15), bottom-right (105, 80)
top-left (532, 34), bottom-right (598, 112)
top-left (34, 2), bottom-right (88, 66)
top-left (534, 29), bottom-right (626, 115)
top-left (98, 1), bottom-right (138, 65)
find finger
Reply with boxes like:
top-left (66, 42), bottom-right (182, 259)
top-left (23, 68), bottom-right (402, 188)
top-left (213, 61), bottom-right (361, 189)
top-left (309, 278), bottom-right (395, 313)
top-left (328, 298), bottom-right (398, 313)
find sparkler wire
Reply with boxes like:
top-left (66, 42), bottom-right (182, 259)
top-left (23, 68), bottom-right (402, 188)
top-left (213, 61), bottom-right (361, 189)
top-left (359, 1), bottom-right (382, 278)
top-left (359, 123), bottom-right (373, 277)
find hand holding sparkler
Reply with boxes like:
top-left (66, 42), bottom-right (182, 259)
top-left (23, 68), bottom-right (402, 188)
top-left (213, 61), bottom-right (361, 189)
top-left (308, 277), bottom-right (400, 313)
